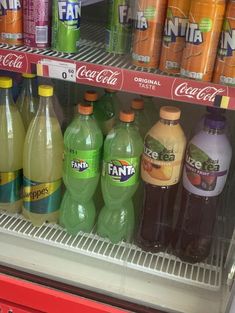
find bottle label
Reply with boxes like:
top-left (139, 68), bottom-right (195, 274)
top-left (23, 177), bottom-right (62, 214)
top-left (102, 157), bottom-right (140, 187)
top-left (141, 135), bottom-right (185, 186)
top-left (0, 170), bottom-right (22, 203)
top-left (183, 143), bottom-right (230, 197)
top-left (64, 148), bottom-right (101, 179)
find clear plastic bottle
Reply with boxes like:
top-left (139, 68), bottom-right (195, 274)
top-left (60, 104), bottom-right (103, 235)
top-left (23, 85), bottom-right (63, 226)
top-left (0, 76), bottom-right (25, 213)
top-left (16, 73), bottom-right (38, 130)
top-left (131, 98), bottom-right (149, 139)
top-left (97, 110), bottom-right (143, 243)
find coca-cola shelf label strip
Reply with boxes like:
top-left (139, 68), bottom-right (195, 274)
top-left (0, 48), bottom-right (235, 109)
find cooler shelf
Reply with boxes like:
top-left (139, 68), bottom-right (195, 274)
top-left (0, 210), bottom-right (224, 292)
top-left (0, 22), bottom-right (234, 108)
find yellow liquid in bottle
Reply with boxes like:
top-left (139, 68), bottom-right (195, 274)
top-left (0, 105), bottom-right (25, 213)
top-left (23, 116), bottom-right (63, 226)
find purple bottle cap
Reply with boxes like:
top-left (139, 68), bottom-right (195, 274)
top-left (204, 115), bottom-right (226, 130)
top-left (206, 106), bottom-right (226, 115)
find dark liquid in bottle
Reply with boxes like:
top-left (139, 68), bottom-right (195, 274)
top-left (172, 187), bottom-right (218, 264)
top-left (136, 182), bottom-right (179, 253)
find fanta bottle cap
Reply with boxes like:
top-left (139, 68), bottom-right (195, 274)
top-left (119, 110), bottom-right (135, 123)
top-left (38, 85), bottom-right (53, 97)
top-left (78, 104), bottom-right (93, 115)
top-left (105, 88), bottom-right (117, 93)
top-left (84, 90), bottom-right (98, 102)
top-left (22, 73), bottom-right (36, 78)
top-left (131, 98), bottom-right (144, 110)
top-left (0, 77), bottom-right (12, 88)
top-left (160, 106), bottom-right (181, 121)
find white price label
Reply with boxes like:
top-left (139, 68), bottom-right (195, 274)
top-left (37, 59), bottom-right (76, 82)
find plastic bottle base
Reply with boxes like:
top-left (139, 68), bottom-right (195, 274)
top-left (22, 208), bottom-right (59, 227)
top-left (0, 200), bottom-right (23, 214)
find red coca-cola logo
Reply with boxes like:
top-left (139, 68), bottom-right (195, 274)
top-left (173, 82), bottom-right (226, 103)
top-left (0, 52), bottom-right (27, 70)
top-left (76, 65), bottom-right (123, 88)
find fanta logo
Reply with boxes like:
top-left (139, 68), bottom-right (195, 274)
top-left (108, 160), bottom-right (135, 182)
top-left (186, 23), bottom-right (203, 45)
top-left (76, 65), bottom-right (121, 87)
top-left (71, 160), bottom-right (89, 172)
top-left (0, 0), bottom-right (21, 11)
top-left (174, 82), bottom-right (225, 102)
top-left (135, 11), bottom-right (148, 30)
top-left (58, 1), bottom-right (81, 22)
top-left (219, 19), bottom-right (235, 58)
top-left (164, 17), bottom-right (188, 43)
top-left (119, 5), bottom-right (132, 25)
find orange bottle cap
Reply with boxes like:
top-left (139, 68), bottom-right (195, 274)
top-left (84, 90), bottom-right (98, 102)
top-left (160, 106), bottom-right (181, 121)
top-left (78, 104), bottom-right (93, 115)
top-left (119, 110), bottom-right (135, 123)
top-left (131, 98), bottom-right (144, 110)
top-left (105, 88), bottom-right (117, 93)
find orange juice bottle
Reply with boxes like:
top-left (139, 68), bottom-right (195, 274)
top-left (213, 0), bottom-right (235, 86)
top-left (180, 0), bottom-right (225, 82)
top-left (0, 0), bottom-right (23, 46)
top-left (159, 0), bottom-right (190, 75)
top-left (132, 0), bottom-right (167, 69)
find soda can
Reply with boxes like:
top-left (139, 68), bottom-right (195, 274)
top-left (213, 0), bottom-right (235, 86)
top-left (105, 0), bottom-right (132, 54)
top-left (23, 0), bottom-right (51, 49)
top-left (0, 0), bottom-right (23, 46)
top-left (180, 0), bottom-right (225, 82)
top-left (159, 0), bottom-right (190, 75)
top-left (52, 0), bottom-right (81, 53)
top-left (132, 0), bottom-right (167, 69)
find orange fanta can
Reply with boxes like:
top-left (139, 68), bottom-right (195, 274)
top-left (213, 0), bottom-right (235, 86)
top-left (159, 0), bottom-right (190, 75)
top-left (180, 0), bottom-right (225, 82)
top-left (132, 0), bottom-right (167, 69)
top-left (0, 0), bottom-right (23, 45)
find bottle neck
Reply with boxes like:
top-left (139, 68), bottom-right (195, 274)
top-left (79, 114), bottom-right (93, 121)
top-left (37, 95), bottom-right (56, 119)
top-left (24, 78), bottom-right (34, 96)
top-left (160, 118), bottom-right (179, 126)
top-left (203, 126), bottom-right (224, 135)
top-left (119, 120), bottom-right (134, 128)
top-left (0, 88), bottom-right (14, 106)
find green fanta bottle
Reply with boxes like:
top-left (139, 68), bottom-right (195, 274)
top-left (60, 104), bottom-right (103, 235)
top-left (97, 110), bottom-right (143, 244)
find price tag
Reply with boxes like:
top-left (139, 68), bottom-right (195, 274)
top-left (37, 59), bottom-right (76, 82)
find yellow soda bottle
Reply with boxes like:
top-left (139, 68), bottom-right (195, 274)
top-left (0, 77), bottom-right (25, 213)
top-left (23, 85), bottom-right (64, 226)
top-left (17, 73), bottom-right (38, 130)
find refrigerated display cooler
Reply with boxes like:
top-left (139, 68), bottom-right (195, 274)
top-left (0, 1), bottom-right (235, 313)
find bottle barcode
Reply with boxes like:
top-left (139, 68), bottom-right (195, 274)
top-left (36, 26), bottom-right (48, 44)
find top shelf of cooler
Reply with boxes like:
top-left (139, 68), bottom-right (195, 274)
top-left (0, 21), bottom-right (235, 110)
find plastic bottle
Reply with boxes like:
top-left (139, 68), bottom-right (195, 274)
top-left (141, 95), bottom-right (157, 127)
top-left (97, 110), bottom-right (143, 244)
top-left (180, 0), bottom-right (225, 81)
top-left (137, 106), bottom-right (186, 252)
top-left (131, 98), bottom-right (149, 138)
top-left (93, 89), bottom-right (116, 136)
top-left (59, 104), bottom-right (103, 235)
top-left (0, 77), bottom-right (25, 213)
top-left (16, 73), bottom-right (38, 130)
top-left (172, 115), bottom-right (232, 263)
top-left (23, 85), bottom-right (63, 226)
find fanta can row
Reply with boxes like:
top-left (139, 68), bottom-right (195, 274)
top-left (108, 0), bottom-right (235, 85)
top-left (0, 0), bottom-right (81, 53)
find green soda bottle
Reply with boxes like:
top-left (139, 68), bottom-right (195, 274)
top-left (131, 98), bottom-right (149, 139)
top-left (97, 110), bottom-right (143, 244)
top-left (59, 104), bottom-right (103, 235)
top-left (16, 73), bottom-right (38, 130)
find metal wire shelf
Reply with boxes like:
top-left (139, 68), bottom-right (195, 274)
top-left (0, 211), bottom-right (224, 291)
